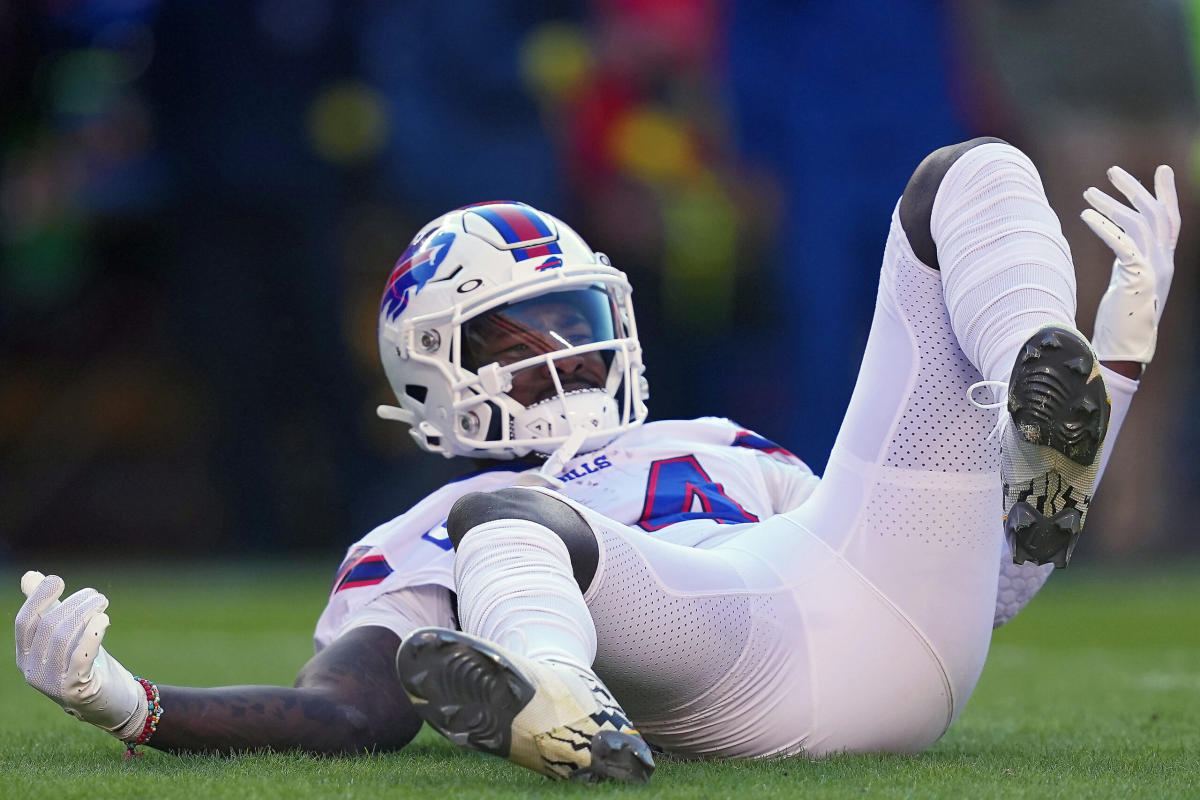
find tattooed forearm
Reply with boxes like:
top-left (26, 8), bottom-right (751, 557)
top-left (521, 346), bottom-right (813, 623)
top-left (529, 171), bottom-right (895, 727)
top-left (148, 627), bottom-right (420, 755)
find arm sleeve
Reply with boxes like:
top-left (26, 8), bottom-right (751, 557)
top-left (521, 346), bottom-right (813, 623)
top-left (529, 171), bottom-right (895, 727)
top-left (993, 363), bottom-right (1138, 628)
top-left (1093, 364), bottom-right (1138, 492)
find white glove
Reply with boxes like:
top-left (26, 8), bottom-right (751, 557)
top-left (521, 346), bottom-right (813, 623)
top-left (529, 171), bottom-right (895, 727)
top-left (1082, 164), bottom-right (1180, 365)
top-left (15, 572), bottom-right (147, 741)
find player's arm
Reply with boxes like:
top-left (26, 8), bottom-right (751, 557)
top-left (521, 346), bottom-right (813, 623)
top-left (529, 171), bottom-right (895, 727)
top-left (994, 164), bottom-right (1179, 628)
top-left (1085, 164), bottom-right (1178, 480)
top-left (14, 572), bottom-right (421, 755)
top-left (149, 625), bottom-right (419, 754)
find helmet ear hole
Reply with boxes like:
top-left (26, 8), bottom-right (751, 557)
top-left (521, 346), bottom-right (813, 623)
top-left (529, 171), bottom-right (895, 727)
top-left (484, 400), bottom-right (504, 442)
top-left (405, 384), bottom-right (428, 404)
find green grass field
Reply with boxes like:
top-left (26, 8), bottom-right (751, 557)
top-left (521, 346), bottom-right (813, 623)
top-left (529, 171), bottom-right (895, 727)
top-left (2, 560), bottom-right (1198, 799)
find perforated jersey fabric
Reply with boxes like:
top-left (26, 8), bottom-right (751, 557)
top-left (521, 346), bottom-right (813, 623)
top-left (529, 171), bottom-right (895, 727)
top-left (586, 524), bottom-right (759, 718)
top-left (587, 519), bottom-right (828, 757)
top-left (883, 244), bottom-right (997, 474)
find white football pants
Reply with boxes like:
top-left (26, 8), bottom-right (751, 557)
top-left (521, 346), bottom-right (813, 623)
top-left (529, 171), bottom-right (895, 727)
top-left (558, 206), bottom-right (1044, 758)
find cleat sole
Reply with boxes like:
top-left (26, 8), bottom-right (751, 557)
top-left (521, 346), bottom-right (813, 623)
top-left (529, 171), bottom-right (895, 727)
top-left (1006, 500), bottom-right (1081, 568)
top-left (396, 628), bottom-right (535, 757)
top-left (397, 628), bottom-right (654, 783)
top-left (572, 730), bottom-right (655, 784)
top-left (1002, 325), bottom-right (1110, 569)
top-left (1006, 325), bottom-right (1110, 467)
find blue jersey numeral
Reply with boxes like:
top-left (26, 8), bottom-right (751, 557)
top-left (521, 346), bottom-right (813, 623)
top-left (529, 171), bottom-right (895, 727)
top-left (637, 455), bottom-right (759, 531)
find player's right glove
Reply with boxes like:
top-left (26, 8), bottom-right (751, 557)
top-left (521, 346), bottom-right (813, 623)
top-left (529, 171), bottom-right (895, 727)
top-left (15, 572), bottom-right (147, 742)
top-left (1082, 164), bottom-right (1180, 367)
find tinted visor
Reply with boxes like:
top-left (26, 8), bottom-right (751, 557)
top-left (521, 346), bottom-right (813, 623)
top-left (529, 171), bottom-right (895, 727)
top-left (462, 288), bottom-right (618, 372)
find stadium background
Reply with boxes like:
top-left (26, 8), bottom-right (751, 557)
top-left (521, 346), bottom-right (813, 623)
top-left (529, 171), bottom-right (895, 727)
top-left (1, 0), bottom-right (1197, 570)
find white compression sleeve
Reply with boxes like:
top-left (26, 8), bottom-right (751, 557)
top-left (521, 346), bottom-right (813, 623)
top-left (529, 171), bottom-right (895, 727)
top-left (932, 143), bottom-right (1078, 385)
top-left (1094, 364), bottom-right (1137, 491)
top-left (454, 519), bottom-right (598, 669)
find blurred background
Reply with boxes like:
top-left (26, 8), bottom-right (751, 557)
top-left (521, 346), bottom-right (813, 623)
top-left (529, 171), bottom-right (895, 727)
top-left (1, 0), bottom-right (1197, 569)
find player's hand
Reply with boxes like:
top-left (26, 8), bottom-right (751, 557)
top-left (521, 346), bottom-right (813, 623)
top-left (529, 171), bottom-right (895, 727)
top-left (15, 572), bottom-right (147, 741)
top-left (1082, 164), bottom-right (1180, 366)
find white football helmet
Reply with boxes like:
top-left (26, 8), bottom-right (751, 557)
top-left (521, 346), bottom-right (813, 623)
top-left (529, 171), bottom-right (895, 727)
top-left (377, 201), bottom-right (649, 462)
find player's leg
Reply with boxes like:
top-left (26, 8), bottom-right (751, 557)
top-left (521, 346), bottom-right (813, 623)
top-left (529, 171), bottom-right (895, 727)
top-left (398, 141), bottom-right (1104, 764)
top-left (439, 485), bottom-right (822, 760)
top-left (694, 222), bottom-right (1005, 753)
top-left (770, 139), bottom-right (1105, 739)
top-left (921, 141), bottom-right (1109, 566)
top-left (395, 487), bottom-right (654, 783)
top-left (491, 193), bottom-right (1084, 754)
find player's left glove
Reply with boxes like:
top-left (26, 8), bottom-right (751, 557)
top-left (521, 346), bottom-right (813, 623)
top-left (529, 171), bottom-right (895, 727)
top-left (1082, 164), bottom-right (1180, 367)
top-left (15, 572), bottom-right (147, 742)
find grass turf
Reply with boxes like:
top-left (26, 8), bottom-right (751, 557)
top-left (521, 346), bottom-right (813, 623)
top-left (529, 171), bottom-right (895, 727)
top-left (2, 560), bottom-right (1198, 799)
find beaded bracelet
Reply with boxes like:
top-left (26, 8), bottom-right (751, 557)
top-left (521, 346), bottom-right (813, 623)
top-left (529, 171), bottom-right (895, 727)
top-left (123, 677), bottom-right (163, 759)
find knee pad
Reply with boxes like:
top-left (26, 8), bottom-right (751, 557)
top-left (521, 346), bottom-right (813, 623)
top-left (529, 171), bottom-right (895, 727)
top-left (899, 136), bottom-right (1008, 269)
top-left (447, 488), bottom-right (600, 591)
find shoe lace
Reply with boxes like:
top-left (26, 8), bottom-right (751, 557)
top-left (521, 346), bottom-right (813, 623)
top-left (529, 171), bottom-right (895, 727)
top-left (968, 379), bottom-right (1010, 442)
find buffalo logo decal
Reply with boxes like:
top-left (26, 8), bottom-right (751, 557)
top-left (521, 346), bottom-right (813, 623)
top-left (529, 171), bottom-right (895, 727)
top-left (381, 230), bottom-right (456, 320)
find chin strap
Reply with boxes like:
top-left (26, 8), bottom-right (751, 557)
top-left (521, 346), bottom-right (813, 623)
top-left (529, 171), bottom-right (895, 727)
top-left (536, 427), bottom-right (590, 483)
top-left (376, 404), bottom-right (414, 423)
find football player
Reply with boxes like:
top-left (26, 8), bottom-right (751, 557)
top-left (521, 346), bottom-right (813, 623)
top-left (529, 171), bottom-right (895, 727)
top-left (15, 140), bottom-right (1178, 783)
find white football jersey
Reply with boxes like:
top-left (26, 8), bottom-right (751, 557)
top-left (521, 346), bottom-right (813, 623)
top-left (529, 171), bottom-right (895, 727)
top-left (314, 417), bottom-right (819, 648)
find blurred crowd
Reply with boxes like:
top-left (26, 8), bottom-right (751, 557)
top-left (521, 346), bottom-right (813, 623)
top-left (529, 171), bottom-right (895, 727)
top-left (1, 0), bottom-right (1197, 562)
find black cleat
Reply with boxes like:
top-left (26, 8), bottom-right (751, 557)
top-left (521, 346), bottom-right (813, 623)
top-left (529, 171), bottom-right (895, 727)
top-left (397, 627), bottom-right (654, 783)
top-left (1002, 325), bottom-right (1110, 568)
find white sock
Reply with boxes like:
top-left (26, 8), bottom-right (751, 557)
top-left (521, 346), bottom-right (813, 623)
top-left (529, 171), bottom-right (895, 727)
top-left (454, 518), bottom-right (597, 669)
top-left (932, 143), bottom-right (1078, 385)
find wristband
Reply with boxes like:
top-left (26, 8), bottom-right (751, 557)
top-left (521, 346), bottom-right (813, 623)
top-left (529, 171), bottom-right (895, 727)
top-left (122, 677), bottom-right (163, 759)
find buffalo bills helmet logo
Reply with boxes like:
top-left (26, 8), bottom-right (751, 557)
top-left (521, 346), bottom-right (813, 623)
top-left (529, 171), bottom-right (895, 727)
top-left (381, 231), bottom-right (456, 320)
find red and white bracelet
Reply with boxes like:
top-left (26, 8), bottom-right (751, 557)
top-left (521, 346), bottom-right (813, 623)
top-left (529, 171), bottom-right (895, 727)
top-left (123, 677), bottom-right (163, 759)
